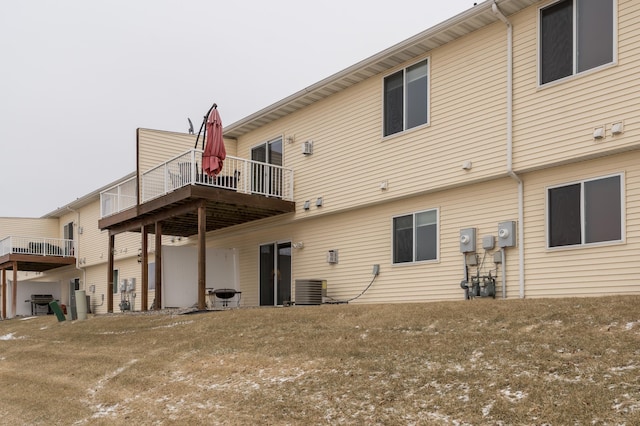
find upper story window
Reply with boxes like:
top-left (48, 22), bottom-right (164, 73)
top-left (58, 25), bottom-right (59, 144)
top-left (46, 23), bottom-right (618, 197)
top-left (540, 0), bottom-right (614, 85)
top-left (393, 208), bottom-right (438, 264)
top-left (547, 174), bottom-right (622, 248)
top-left (384, 59), bottom-right (429, 137)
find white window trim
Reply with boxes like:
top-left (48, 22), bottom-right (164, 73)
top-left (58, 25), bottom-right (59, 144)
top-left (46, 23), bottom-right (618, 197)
top-left (391, 207), bottom-right (440, 265)
top-left (545, 172), bottom-right (625, 250)
top-left (381, 57), bottom-right (431, 139)
top-left (537, 0), bottom-right (618, 89)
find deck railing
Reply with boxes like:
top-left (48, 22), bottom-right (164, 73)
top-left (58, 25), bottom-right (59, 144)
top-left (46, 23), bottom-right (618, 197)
top-left (141, 149), bottom-right (294, 203)
top-left (0, 236), bottom-right (75, 257)
top-left (100, 175), bottom-right (137, 218)
top-left (99, 149), bottom-right (294, 219)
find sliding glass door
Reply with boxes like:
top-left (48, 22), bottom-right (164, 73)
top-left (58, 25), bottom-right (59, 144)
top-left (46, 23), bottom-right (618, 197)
top-left (259, 241), bottom-right (291, 306)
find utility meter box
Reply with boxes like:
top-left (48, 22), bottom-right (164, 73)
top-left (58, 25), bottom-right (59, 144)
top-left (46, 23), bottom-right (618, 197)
top-left (482, 235), bottom-right (495, 250)
top-left (459, 228), bottom-right (476, 253)
top-left (498, 221), bottom-right (517, 248)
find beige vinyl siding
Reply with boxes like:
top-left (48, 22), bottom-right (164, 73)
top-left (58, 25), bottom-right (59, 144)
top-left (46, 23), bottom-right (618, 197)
top-left (205, 177), bottom-right (519, 305)
top-left (72, 200), bottom-right (106, 267)
top-left (84, 264), bottom-right (108, 313)
top-left (521, 151), bottom-right (640, 298)
top-left (138, 128), bottom-right (237, 183)
top-left (0, 218), bottom-right (58, 239)
top-left (233, 21), bottom-right (510, 217)
top-left (513, 0), bottom-right (640, 172)
top-left (81, 253), bottom-right (156, 314)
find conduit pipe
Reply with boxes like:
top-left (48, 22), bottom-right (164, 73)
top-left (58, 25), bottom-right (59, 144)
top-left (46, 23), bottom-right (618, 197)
top-left (493, 2), bottom-right (525, 299)
top-left (67, 206), bottom-right (87, 290)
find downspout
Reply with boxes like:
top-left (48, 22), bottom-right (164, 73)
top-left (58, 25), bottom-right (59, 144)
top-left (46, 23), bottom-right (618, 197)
top-left (67, 206), bottom-right (87, 293)
top-left (493, 2), bottom-right (525, 299)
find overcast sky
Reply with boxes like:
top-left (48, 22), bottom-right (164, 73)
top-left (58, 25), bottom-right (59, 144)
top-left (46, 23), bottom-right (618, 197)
top-left (1, 0), bottom-right (475, 218)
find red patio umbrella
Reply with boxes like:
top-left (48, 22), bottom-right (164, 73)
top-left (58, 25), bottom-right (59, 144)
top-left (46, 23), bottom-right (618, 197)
top-left (202, 105), bottom-right (226, 177)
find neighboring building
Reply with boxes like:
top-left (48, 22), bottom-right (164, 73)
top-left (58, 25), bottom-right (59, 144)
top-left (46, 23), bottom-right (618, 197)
top-left (2, 0), bottom-right (639, 317)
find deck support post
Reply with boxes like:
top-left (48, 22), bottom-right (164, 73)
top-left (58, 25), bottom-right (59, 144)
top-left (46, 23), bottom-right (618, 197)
top-left (197, 202), bottom-right (207, 310)
top-left (154, 222), bottom-right (162, 310)
top-left (11, 262), bottom-right (17, 318)
top-left (1, 268), bottom-right (6, 319)
top-left (141, 225), bottom-right (148, 311)
top-left (107, 233), bottom-right (114, 313)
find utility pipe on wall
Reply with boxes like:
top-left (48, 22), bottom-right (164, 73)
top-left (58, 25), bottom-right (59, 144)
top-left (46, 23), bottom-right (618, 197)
top-left (493, 2), bottom-right (525, 299)
top-left (67, 206), bottom-right (87, 299)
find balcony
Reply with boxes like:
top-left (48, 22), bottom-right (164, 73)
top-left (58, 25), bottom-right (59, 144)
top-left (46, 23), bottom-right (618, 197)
top-left (99, 149), bottom-right (295, 237)
top-left (0, 236), bottom-right (76, 272)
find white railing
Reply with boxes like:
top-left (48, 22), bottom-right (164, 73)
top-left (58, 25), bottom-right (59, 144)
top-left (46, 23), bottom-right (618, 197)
top-left (141, 149), bottom-right (294, 203)
top-left (0, 236), bottom-right (75, 257)
top-left (100, 175), bottom-right (137, 218)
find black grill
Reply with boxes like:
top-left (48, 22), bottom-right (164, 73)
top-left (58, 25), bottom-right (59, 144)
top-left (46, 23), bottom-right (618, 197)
top-left (27, 294), bottom-right (55, 315)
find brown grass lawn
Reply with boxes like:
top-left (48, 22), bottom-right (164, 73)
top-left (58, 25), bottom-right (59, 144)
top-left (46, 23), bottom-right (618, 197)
top-left (1, 296), bottom-right (639, 425)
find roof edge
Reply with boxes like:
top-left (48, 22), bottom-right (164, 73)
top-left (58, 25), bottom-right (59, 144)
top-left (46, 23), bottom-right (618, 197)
top-left (223, 0), bottom-right (497, 138)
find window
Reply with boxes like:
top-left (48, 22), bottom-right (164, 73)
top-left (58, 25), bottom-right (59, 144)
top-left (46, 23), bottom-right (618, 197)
top-left (251, 137), bottom-right (283, 196)
top-left (548, 175), bottom-right (622, 248)
top-left (540, 0), bottom-right (614, 85)
top-left (113, 269), bottom-right (119, 294)
top-left (384, 59), bottom-right (429, 136)
top-left (393, 209), bottom-right (438, 263)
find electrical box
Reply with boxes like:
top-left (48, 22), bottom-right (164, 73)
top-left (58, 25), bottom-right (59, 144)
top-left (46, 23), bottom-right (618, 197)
top-left (459, 228), bottom-right (476, 253)
top-left (498, 221), bottom-right (517, 248)
top-left (127, 278), bottom-right (136, 292)
top-left (482, 235), bottom-right (495, 250)
top-left (327, 249), bottom-right (339, 264)
top-left (493, 251), bottom-right (503, 263)
top-left (120, 279), bottom-right (128, 292)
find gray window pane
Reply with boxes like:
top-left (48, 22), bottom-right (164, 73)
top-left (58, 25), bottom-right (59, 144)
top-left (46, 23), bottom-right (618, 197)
top-left (416, 223), bottom-right (437, 261)
top-left (541, 0), bottom-right (573, 84)
top-left (406, 60), bottom-right (428, 129)
top-left (549, 183), bottom-right (581, 247)
top-left (416, 210), bottom-right (437, 261)
top-left (384, 71), bottom-right (404, 136)
top-left (394, 215), bottom-right (413, 263)
top-left (577, 0), bottom-right (613, 72)
top-left (584, 176), bottom-right (621, 243)
top-left (268, 138), bottom-right (283, 166)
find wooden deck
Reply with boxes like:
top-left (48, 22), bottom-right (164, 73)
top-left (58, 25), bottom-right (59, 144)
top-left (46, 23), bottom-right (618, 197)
top-left (99, 183), bottom-right (295, 236)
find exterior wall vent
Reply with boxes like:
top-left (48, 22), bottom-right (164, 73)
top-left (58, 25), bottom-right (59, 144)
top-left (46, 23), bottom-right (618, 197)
top-left (295, 279), bottom-right (324, 305)
top-left (302, 140), bottom-right (314, 155)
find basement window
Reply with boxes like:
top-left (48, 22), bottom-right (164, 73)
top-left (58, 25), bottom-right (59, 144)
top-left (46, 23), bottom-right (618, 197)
top-left (393, 209), bottom-right (438, 263)
top-left (547, 174), bottom-right (622, 248)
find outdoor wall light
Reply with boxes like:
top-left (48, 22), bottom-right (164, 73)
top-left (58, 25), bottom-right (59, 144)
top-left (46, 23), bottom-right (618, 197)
top-left (292, 242), bottom-right (304, 249)
top-left (303, 200), bottom-right (311, 210)
top-left (316, 197), bottom-right (323, 207)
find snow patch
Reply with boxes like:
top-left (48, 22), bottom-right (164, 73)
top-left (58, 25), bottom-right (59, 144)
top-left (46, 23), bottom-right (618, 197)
top-left (0, 333), bottom-right (23, 340)
top-left (152, 320), bottom-right (195, 329)
top-left (500, 387), bottom-right (527, 402)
